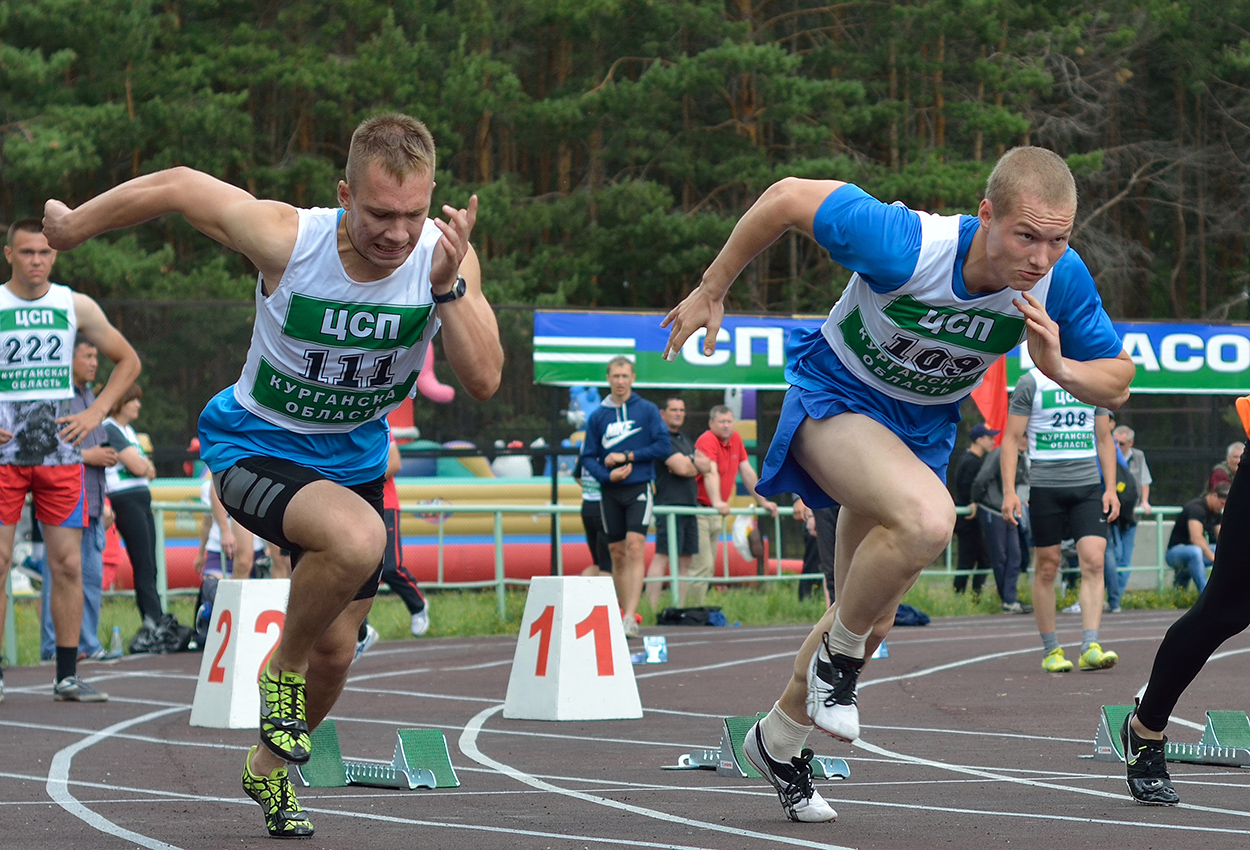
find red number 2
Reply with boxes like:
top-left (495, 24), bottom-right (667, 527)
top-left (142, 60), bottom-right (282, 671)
top-left (255, 610), bottom-right (285, 682)
top-left (207, 610), bottom-right (233, 683)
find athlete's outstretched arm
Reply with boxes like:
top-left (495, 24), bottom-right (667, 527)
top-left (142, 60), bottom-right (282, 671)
top-left (662, 177), bottom-right (845, 360)
top-left (43, 166), bottom-right (298, 286)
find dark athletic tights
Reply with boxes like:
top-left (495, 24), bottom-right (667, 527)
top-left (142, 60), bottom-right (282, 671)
top-left (1136, 468), bottom-right (1250, 732)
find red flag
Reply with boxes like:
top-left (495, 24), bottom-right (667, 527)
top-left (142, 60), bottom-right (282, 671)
top-left (970, 356), bottom-right (1008, 447)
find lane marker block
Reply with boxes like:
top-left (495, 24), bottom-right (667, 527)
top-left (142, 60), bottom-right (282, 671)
top-left (189, 579), bottom-right (289, 729)
top-left (503, 576), bottom-right (642, 721)
top-left (293, 719), bottom-right (460, 790)
top-left (663, 715), bottom-right (850, 781)
top-left (1092, 705), bottom-right (1250, 767)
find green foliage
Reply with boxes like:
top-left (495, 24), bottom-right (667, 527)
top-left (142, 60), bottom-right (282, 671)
top-left (3, 0), bottom-right (1250, 453)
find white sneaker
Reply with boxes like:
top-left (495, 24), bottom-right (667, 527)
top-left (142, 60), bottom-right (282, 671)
top-left (806, 635), bottom-right (864, 742)
top-left (353, 623), bottom-right (379, 662)
top-left (410, 607), bottom-right (430, 637)
top-left (1063, 601), bottom-right (1082, 614)
top-left (742, 721), bottom-right (837, 822)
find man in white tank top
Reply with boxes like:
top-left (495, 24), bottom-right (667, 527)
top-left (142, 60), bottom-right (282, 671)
top-left (662, 148), bottom-right (1135, 825)
top-left (0, 219), bottom-right (140, 706)
top-left (43, 114), bottom-right (503, 839)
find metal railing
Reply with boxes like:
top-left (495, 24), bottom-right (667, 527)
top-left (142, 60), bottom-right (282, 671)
top-left (0, 500), bottom-right (1194, 666)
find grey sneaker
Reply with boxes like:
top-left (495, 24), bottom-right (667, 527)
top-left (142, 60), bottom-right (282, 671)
top-left (742, 721), bottom-right (837, 822)
top-left (53, 675), bottom-right (109, 702)
top-left (410, 607), bottom-right (430, 637)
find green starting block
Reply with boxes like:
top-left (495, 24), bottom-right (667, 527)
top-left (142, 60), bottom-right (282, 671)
top-left (663, 714), bottom-right (850, 781)
top-left (1092, 705), bottom-right (1250, 768)
top-left (293, 720), bottom-right (461, 790)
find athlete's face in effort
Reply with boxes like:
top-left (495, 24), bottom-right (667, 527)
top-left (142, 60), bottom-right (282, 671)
top-left (607, 363), bottom-right (635, 402)
top-left (339, 160), bottom-right (434, 271)
top-left (4, 229), bottom-right (57, 292)
top-left (979, 192), bottom-right (1074, 292)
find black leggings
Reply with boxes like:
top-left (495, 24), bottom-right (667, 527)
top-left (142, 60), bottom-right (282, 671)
top-left (110, 486), bottom-right (163, 623)
top-left (1137, 469), bottom-right (1250, 731)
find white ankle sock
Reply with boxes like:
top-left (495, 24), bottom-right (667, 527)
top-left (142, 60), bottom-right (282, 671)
top-left (759, 701), bottom-right (813, 761)
top-left (823, 609), bottom-right (870, 659)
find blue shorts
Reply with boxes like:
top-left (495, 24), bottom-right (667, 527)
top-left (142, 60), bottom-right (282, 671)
top-left (755, 328), bottom-right (961, 509)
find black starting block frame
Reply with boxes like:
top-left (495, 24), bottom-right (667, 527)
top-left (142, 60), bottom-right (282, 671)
top-left (1092, 705), bottom-right (1250, 768)
top-left (663, 714), bottom-right (850, 781)
top-left (293, 719), bottom-right (461, 790)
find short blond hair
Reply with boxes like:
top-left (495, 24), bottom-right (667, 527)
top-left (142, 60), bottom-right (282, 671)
top-left (345, 113), bottom-right (436, 188)
top-left (985, 146), bottom-right (1076, 218)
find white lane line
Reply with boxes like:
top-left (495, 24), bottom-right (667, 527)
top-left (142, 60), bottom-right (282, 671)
top-left (819, 793), bottom-right (1250, 835)
top-left (459, 703), bottom-right (859, 850)
top-left (46, 705), bottom-right (189, 850)
top-left (296, 803), bottom-right (787, 850)
top-left (855, 730), bottom-right (1250, 828)
top-left (22, 768), bottom-right (749, 849)
top-left (0, 718), bottom-right (239, 750)
top-left (636, 650), bottom-right (796, 679)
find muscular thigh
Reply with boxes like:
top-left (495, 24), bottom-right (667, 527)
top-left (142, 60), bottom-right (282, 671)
top-left (214, 456), bottom-right (385, 598)
top-left (793, 413), bottom-right (953, 529)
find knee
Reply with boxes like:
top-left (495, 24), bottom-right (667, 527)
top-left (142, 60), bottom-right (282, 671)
top-left (333, 520), bottom-right (387, 569)
top-left (309, 635), bottom-right (355, 679)
top-left (1034, 555), bottom-right (1059, 580)
top-left (903, 499), bottom-right (955, 562)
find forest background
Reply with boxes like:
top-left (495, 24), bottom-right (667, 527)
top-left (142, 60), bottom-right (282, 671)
top-left (2, 0), bottom-right (1249, 503)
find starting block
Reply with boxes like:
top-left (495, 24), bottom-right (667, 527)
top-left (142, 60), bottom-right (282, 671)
top-left (293, 719), bottom-right (460, 790)
top-left (662, 714), bottom-right (850, 781)
top-left (1091, 705), bottom-right (1250, 768)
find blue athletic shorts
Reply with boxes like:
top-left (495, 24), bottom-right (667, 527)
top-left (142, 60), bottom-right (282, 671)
top-left (755, 328), bottom-right (961, 509)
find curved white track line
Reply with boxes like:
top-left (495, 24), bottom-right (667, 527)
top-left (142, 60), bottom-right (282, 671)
top-left (459, 703), bottom-right (857, 850)
top-left (46, 705), bottom-right (188, 850)
top-left (853, 737), bottom-right (1250, 831)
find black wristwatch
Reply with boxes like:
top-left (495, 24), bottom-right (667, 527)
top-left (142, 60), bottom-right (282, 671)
top-left (432, 275), bottom-right (467, 304)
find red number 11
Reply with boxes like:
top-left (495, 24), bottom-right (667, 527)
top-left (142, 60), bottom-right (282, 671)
top-left (529, 604), bottom-right (614, 677)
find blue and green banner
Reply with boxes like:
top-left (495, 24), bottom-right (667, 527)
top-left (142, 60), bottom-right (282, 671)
top-left (533, 311), bottom-right (1250, 395)
top-left (1007, 322), bottom-right (1250, 394)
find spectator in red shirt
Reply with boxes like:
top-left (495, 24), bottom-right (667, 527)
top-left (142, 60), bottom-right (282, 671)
top-left (685, 405), bottom-right (777, 605)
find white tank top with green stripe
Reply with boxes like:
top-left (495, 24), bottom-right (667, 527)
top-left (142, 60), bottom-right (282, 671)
top-left (820, 211), bottom-right (1053, 405)
top-left (1024, 368), bottom-right (1098, 462)
top-left (234, 208), bottom-right (443, 434)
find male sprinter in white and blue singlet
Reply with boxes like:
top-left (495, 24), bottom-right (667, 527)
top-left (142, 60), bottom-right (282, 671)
top-left (662, 147), bottom-right (1134, 825)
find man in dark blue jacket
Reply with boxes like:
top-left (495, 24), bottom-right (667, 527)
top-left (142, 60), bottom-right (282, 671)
top-left (581, 356), bottom-right (670, 637)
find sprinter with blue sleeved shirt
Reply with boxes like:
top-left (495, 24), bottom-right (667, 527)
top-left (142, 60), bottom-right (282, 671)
top-left (662, 147), bottom-right (1134, 825)
top-left (581, 355), bottom-right (670, 637)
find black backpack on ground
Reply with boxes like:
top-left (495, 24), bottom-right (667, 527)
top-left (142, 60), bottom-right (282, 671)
top-left (1115, 460), bottom-right (1139, 529)
top-left (129, 613), bottom-right (194, 654)
top-left (656, 606), bottom-right (727, 626)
